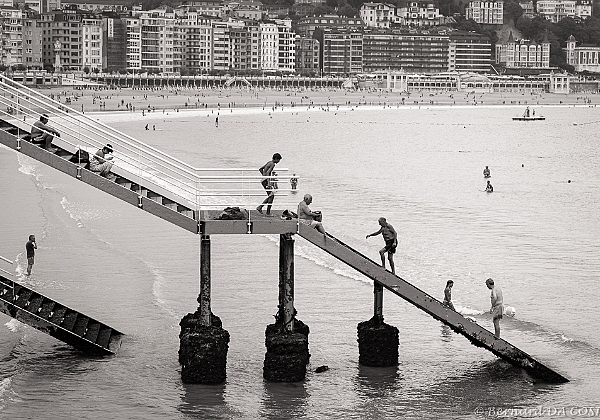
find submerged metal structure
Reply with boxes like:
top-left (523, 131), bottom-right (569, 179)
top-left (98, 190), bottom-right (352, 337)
top-left (0, 75), bottom-right (568, 382)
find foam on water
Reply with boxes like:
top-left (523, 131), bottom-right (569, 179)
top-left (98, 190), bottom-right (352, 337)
top-left (4, 319), bottom-right (22, 333)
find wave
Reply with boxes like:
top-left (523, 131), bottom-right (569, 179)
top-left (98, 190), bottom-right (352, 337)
top-left (150, 266), bottom-right (178, 319)
top-left (262, 234), bottom-right (368, 284)
top-left (4, 319), bottom-right (22, 333)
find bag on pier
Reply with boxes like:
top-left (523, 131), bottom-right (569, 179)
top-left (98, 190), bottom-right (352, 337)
top-left (216, 207), bottom-right (249, 220)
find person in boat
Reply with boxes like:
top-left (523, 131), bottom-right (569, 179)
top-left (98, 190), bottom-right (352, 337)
top-left (485, 180), bottom-right (493, 192)
top-left (443, 280), bottom-right (455, 311)
top-left (366, 217), bottom-right (398, 275)
top-left (89, 143), bottom-right (115, 178)
top-left (31, 114), bottom-right (60, 152)
top-left (297, 194), bottom-right (325, 234)
top-left (483, 166), bottom-right (490, 178)
top-left (486, 278), bottom-right (504, 338)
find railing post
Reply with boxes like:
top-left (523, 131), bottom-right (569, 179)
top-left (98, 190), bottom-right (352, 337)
top-left (199, 234), bottom-right (211, 326)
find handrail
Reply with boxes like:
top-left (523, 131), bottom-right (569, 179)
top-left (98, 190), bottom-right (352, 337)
top-left (0, 75), bottom-right (300, 210)
top-left (0, 74), bottom-right (285, 173)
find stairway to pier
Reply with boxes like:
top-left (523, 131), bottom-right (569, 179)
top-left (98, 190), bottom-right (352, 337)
top-left (0, 275), bottom-right (123, 355)
top-left (297, 225), bottom-right (568, 383)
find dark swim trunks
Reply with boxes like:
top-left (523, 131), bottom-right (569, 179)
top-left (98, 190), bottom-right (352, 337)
top-left (384, 240), bottom-right (396, 254)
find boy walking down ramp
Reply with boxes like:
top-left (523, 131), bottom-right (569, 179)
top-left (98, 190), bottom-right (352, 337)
top-left (366, 217), bottom-right (398, 274)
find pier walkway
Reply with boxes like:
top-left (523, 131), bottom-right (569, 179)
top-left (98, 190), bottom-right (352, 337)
top-left (0, 75), bottom-right (567, 382)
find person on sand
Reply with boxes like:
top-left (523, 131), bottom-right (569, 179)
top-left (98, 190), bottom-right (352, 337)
top-left (25, 235), bottom-right (37, 276)
top-left (297, 194), bottom-right (325, 234)
top-left (483, 166), bottom-right (490, 178)
top-left (256, 153), bottom-right (281, 216)
top-left (31, 114), bottom-right (60, 151)
top-left (485, 180), bottom-right (493, 192)
top-left (443, 280), bottom-right (455, 310)
top-left (366, 217), bottom-right (398, 274)
top-left (486, 278), bottom-right (504, 338)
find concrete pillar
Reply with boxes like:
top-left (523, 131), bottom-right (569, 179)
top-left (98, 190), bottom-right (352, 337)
top-left (263, 234), bottom-right (310, 382)
top-left (179, 234), bottom-right (230, 384)
top-left (357, 283), bottom-right (398, 367)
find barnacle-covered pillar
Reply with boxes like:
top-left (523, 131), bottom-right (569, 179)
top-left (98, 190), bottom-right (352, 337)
top-left (179, 235), bottom-right (230, 384)
top-left (263, 234), bottom-right (310, 381)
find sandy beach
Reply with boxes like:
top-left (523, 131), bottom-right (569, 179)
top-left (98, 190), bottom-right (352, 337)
top-left (34, 85), bottom-right (599, 117)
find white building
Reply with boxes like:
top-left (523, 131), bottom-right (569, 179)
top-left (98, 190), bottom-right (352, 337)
top-left (465, 1), bottom-right (503, 24)
top-left (396, 1), bottom-right (441, 26)
top-left (495, 31), bottom-right (550, 68)
top-left (82, 17), bottom-right (102, 70)
top-left (126, 16), bottom-right (141, 71)
top-left (536, 0), bottom-right (576, 22)
top-left (564, 34), bottom-right (600, 73)
top-left (360, 3), bottom-right (396, 29)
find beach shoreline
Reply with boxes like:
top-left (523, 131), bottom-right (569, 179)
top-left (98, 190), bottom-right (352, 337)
top-left (33, 85), bottom-right (598, 116)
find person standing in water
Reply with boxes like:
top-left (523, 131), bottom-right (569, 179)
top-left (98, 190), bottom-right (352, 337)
top-left (486, 278), bottom-right (504, 338)
top-left (485, 180), bottom-right (493, 192)
top-left (483, 166), bottom-right (490, 178)
top-left (26, 235), bottom-right (37, 276)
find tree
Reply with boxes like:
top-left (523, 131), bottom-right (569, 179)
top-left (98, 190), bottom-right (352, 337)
top-left (83, 66), bottom-right (90, 74)
top-left (314, 5), bottom-right (335, 15)
top-left (338, 4), bottom-right (358, 17)
top-left (503, 0), bottom-right (524, 24)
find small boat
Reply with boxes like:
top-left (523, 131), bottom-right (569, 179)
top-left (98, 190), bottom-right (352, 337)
top-left (513, 115), bottom-right (545, 121)
top-left (513, 108), bottom-right (544, 121)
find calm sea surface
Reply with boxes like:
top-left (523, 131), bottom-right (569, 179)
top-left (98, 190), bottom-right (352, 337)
top-left (1, 102), bottom-right (600, 419)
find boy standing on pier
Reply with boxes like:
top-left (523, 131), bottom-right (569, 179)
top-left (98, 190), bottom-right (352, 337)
top-left (256, 153), bottom-right (281, 217)
top-left (366, 217), bottom-right (398, 274)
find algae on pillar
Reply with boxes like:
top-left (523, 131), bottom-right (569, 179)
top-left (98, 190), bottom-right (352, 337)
top-left (179, 235), bottom-right (230, 384)
top-left (263, 234), bottom-right (310, 382)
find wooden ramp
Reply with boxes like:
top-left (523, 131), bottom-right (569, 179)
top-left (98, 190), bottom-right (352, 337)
top-left (297, 224), bottom-right (569, 383)
top-left (0, 275), bottom-right (123, 355)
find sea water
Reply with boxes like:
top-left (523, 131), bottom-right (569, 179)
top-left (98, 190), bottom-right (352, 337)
top-left (1, 103), bottom-right (600, 419)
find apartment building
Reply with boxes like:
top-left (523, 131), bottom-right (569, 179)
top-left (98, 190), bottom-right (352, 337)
top-left (360, 3), bottom-right (396, 29)
top-left (314, 28), bottom-right (363, 75)
top-left (40, 8), bottom-right (83, 71)
top-left (448, 31), bottom-right (491, 73)
top-left (294, 15), bottom-right (363, 38)
top-left (125, 16), bottom-right (140, 71)
top-left (495, 31), bottom-right (550, 68)
top-left (295, 35), bottom-right (319, 74)
top-left (1, 7), bottom-right (23, 67)
top-left (102, 14), bottom-right (126, 71)
top-left (136, 9), bottom-right (175, 73)
top-left (465, 1), bottom-right (503, 24)
top-left (396, 1), bottom-right (441, 26)
top-left (276, 18), bottom-right (294, 72)
top-left (82, 15), bottom-right (102, 70)
top-left (362, 30), bottom-right (449, 74)
top-left (519, 0), bottom-right (535, 18)
top-left (61, 0), bottom-right (130, 13)
top-left (22, 10), bottom-right (43, 69)
top-left (536, 0), bottom-right (591, 22)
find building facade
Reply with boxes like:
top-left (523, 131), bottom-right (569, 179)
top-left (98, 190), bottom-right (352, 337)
top-left (495, 32), bottom-right (550, 68)
top-left (564, 34), bottom-right (600, 73)
top-left (465, 1), bottom-right (503, 24)
top-left (314, 28), bottom-right (363, 75)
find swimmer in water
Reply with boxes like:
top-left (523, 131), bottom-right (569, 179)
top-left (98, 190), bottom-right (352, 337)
top-left (483, 166), bottom-right (490, 178)
top-left (485, 180), bottom-right (493, 192)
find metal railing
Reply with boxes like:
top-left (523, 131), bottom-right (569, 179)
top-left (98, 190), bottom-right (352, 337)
top-left (0, 75), bottom-right (301, 212)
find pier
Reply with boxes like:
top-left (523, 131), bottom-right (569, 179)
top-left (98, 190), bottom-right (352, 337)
top-left (0, 74), bottom-right (568, 383)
